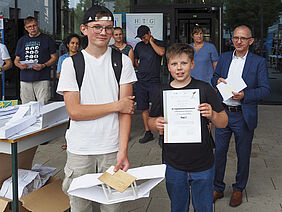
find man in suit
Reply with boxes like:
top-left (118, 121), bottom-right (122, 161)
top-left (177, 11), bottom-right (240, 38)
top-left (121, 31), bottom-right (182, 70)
top-left (211, 25), bottom-right (270, 207)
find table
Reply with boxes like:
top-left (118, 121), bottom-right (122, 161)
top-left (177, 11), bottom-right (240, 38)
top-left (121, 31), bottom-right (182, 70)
top-left (0, 119), bottom-right (68, 212)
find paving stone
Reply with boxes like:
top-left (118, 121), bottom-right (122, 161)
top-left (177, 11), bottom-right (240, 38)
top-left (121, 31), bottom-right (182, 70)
top-left (31, 105), bottom-right (282, 212)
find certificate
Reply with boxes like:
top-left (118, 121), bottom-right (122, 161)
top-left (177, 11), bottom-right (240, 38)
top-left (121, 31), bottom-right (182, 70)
top-left (163, 89), bottom-right (201, 143)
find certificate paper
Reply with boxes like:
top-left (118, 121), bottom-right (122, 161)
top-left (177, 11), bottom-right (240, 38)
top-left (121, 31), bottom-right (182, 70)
top-left (163, 89), bottom-right (201, 143)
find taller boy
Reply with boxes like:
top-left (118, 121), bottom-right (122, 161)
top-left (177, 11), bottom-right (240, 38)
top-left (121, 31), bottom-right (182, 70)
top-left (57, 5), bottom-right (137, 212)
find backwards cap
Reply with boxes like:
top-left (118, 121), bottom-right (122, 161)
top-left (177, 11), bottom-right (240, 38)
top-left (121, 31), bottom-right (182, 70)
top-left (83, 5), bottom-right (114, 24)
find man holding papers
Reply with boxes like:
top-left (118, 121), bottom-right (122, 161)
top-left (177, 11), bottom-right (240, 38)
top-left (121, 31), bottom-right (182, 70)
top-left (212, 25), bottom-right (270, 207)
top-left (148, 43), bottom-right (227, 212)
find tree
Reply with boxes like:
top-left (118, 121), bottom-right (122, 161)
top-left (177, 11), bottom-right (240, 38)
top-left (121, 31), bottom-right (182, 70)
top-left (223, 0), bottom-right (282, 38)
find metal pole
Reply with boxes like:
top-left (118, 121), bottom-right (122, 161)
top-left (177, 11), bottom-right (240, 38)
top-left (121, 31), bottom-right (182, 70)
top-left (260, 0), bottom-right (264, 57)
top-left (15, 0), bottom-right (20, 100)
top-left (1, 13), bottom-right (4, 100)
top-left (219, 5), bottom-right (222, 54)
top-left (11, 143), bottom-right (19, 212)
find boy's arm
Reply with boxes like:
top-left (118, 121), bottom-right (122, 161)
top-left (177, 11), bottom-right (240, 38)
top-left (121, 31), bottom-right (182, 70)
top-left (210, 110), bottom-right (228, 128)
top-left (198, 103), bottom-right (228, 128)
top-left (148, 117), bottom-right (167, 133)
top-left (114, 83), bottom-right (133, 172)
top-left (63, 91), bottom-right (134, 121)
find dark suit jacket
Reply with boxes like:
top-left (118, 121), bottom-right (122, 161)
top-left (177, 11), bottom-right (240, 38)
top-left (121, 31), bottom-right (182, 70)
top-left (212, 51), bottom-right (271, 131)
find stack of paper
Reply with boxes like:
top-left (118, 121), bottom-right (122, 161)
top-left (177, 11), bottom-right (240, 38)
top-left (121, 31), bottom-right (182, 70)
top-left (0, 105), bottom-right (19, 117)
top-left (0, 101), bottom-right (69, 139)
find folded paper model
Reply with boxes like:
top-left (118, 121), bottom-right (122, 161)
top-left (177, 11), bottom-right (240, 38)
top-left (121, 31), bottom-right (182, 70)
top-left (68, 164), bottom-right (166, 204)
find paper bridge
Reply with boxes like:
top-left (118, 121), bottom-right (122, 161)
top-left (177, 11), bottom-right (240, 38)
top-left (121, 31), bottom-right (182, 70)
top-left (67, 164), bottom-right (166, 204)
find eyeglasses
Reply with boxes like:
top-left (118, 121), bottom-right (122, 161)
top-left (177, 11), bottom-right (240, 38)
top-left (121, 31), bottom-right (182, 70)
top-left (86, 25), bottom-right (113, 34)
top-left (232, 37), bottom-right (252, 42)
top-left (26, 24), bottom-right (38, 29)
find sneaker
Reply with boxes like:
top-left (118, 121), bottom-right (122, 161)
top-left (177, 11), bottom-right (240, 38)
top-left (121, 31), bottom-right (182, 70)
top-left (158, 135), bottom-right (164, 148)
top-left (139, 131), bottom-right (154, 143)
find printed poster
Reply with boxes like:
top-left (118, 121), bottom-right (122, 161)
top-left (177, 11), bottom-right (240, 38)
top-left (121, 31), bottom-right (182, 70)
top-left (126, 13), bottom-right (163, 49)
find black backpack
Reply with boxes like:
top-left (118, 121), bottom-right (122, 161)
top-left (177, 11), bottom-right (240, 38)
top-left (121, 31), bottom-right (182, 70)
top-left (67, 48), bottom-right (123, 128)
top-left (71, 48), bottom-right (123, 90)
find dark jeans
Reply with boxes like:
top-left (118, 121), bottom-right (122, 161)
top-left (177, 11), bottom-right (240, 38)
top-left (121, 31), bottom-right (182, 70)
top-left (165, 163), bottom-right (214, 212)
top-left (214, 109), bottom-right (254, 192)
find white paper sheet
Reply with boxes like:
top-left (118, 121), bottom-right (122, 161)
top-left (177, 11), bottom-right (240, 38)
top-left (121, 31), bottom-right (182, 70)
top-left (0, 169), bottom-right (40, 199)
top-left (68, 164), bottom-right (166, 204)
top-left (0, 115), bottom-right (37, 138)
top-left (0, 165), bottom-right (56, 200)
top-left (20, 60), bottom-right (38, 69)
top-left (216, 77), bottom-right (247, 101)
top-left (0, 105), bottom-right (19, 117)
top-left (163, 89), bottom-right (201, 143)
top-left (0, 101), bottom-right (68, 139)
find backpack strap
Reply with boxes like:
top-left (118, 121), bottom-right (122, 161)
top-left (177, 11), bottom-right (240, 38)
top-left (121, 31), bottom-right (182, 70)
top-left (71, 51), bottom-right (85, 90)
top-left (111, 48), bottom-right (122, 84)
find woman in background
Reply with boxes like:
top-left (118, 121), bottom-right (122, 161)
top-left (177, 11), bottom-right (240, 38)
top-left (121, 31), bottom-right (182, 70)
top-left (111, 27), bottom-right (134, 64)
top-left (57, 33), bottom-right (80, 78)
top-left (190, 25), bottom-right (218, 84)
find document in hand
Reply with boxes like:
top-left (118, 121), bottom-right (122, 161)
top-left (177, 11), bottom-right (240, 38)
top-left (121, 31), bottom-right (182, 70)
top-left (67, 164), bottom-right (166, 204)
top-left (216, 77), bottom-right (247, 101)
top-left (20, 60), bottom-right (38, 69)
top-left (163, 89), bottom-right (201, 143)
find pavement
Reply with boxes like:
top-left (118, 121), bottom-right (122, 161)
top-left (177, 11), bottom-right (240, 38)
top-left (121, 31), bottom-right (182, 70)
top-left (33, 105), bottom-right (282, 212)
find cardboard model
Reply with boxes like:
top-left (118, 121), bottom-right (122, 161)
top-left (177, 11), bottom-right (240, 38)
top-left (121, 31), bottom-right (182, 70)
top-left (68, 164), bottom-right (166, 204)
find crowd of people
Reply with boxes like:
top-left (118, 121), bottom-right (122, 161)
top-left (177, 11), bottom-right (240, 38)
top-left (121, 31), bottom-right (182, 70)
top-left (0, 4), bottom-right (271, 212)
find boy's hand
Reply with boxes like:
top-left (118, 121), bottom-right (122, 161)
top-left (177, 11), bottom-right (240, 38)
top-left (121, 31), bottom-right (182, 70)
top-left (198, 103), bottom-right (213, 120)
top-left (155, 117), bottom-right (167, 133)
top-left (117, 96), bottom-right (135, 114)
top-left (114, 151), bottom-right (130, 172)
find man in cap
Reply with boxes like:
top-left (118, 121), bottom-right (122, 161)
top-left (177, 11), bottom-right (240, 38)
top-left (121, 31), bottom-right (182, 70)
top-left (134, 25), bottom-right (165, 144)
top-left (57, 5), bottom-right (137, 212)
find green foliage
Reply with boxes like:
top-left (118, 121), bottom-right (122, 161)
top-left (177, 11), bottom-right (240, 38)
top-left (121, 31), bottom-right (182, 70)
top-left (114, 0), bottom-right (130, 12)
top-left (223, 0), bottom-right (282, 38)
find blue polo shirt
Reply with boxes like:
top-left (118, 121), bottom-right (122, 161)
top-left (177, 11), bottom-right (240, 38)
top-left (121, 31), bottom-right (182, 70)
top-left (15, 33), bottom-right (56, 82)
top-left (190, 42), bottom-right (218, 84)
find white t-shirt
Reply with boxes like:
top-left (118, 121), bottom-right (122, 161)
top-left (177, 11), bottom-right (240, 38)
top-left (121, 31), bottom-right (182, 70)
top-left (57, 48), bottom-right (137, 155)
top-left (0, 43), bottom-right (11, 67)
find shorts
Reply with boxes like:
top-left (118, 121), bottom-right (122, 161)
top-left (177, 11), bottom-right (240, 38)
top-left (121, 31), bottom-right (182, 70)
top-left (135, 81), bottom-right (160, 110)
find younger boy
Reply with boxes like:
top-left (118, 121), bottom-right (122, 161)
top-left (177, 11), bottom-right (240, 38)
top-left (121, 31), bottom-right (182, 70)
top-left (148, 43), bottom-right (227, 212)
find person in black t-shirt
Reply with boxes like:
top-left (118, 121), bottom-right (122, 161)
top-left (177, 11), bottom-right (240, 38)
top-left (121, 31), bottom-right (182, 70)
top-left (134, 25), bottom-right (165, 144)
top-left (14, 16), bottom-right (57, 105)
top-left (148, 43), bottom-right (227, 212)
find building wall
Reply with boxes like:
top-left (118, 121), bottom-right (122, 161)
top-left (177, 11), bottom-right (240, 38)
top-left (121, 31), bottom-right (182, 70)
top-left (0, 0), bottom-right (53, 34)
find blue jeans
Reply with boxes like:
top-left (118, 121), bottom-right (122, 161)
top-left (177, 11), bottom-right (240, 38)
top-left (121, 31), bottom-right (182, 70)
top-left (165, 163), bottom-right (215, 212)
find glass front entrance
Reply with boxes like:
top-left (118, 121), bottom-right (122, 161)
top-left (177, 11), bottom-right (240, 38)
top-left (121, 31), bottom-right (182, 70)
top-left (178, 18), bottom-right (212, 44)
